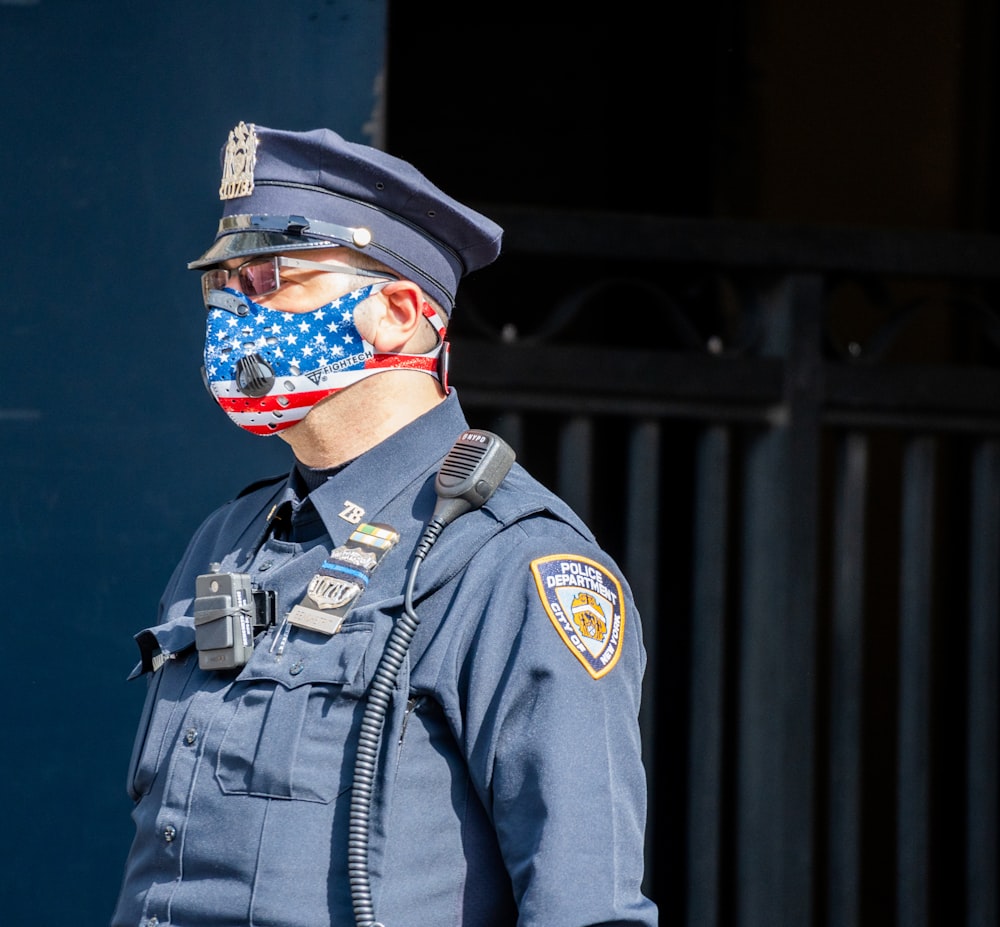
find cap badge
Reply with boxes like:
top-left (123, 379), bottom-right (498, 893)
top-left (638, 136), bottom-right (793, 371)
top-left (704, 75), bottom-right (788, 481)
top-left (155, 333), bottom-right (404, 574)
top-left (219, 121), bottom-right (258, 201)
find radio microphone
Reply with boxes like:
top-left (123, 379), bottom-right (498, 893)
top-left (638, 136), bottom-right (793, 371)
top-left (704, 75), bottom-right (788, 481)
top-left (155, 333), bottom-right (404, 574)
top-left (432, 429), bottom-right (518, 525)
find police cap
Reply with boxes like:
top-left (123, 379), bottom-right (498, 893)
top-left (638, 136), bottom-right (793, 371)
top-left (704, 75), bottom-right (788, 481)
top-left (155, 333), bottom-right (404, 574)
top-left (188, 122), bottom-right (503, 313)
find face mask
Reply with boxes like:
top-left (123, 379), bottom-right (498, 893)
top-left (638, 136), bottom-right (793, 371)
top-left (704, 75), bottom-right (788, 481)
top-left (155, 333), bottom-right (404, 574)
top-left (202, 284), bottom-right (445, 435)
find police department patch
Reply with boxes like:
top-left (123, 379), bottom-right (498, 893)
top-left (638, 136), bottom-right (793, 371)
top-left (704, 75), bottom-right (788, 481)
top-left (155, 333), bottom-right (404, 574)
top-left (530, 554), bottom-right (625, 679)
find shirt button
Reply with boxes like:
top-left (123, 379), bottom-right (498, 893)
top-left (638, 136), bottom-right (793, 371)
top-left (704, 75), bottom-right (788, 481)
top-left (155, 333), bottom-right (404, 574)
top-left (289, 660), bottom-right (304, 676)
top-left (184, 728), bottom-right (198, 745)
top-left (146, 918), bottom-right (159, 927)
top-left (163, 824), bottom-right (177, 842)
top-left (258, 560), bottom-right (273, 571)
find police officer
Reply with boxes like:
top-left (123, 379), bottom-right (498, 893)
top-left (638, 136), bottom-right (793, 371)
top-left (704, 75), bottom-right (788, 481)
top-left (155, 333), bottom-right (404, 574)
top-left (111, 122), bottom-right (658, 927)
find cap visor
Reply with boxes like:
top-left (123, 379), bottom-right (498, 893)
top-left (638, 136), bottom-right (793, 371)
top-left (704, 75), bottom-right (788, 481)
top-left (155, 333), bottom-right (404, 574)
top-left (187, 230), bottom-right (341, 269)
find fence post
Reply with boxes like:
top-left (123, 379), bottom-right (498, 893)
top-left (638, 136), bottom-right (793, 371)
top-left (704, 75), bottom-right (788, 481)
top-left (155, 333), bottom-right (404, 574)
top-left (736, 273), bottom-right (824, 927)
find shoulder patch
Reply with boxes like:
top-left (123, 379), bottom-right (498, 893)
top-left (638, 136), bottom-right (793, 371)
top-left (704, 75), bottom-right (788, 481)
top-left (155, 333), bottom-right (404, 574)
top-left (530, 554), bottom-right (625, 679)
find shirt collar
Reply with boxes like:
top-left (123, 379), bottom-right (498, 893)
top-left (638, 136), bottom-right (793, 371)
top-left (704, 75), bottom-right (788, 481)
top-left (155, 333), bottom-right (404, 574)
top-left (298, 391), bottom-right (469, 544)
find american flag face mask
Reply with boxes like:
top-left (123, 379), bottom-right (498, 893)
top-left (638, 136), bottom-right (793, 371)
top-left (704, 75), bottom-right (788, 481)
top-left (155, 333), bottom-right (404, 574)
top-left (201, 284), bottom-right (445, 436)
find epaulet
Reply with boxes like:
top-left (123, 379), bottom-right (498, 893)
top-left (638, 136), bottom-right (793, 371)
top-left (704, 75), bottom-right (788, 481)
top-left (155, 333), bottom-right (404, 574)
top-left (234, 473), bottom-right (287, 499)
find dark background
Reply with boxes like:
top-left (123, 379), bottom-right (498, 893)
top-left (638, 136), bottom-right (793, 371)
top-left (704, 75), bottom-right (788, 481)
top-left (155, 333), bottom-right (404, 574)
top-left (1, 0), bottom-right (996, 923)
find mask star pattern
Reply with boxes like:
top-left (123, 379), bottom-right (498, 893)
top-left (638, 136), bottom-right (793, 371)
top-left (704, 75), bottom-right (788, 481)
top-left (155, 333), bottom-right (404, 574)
top-left (204, 285), bottom-right (378, 381)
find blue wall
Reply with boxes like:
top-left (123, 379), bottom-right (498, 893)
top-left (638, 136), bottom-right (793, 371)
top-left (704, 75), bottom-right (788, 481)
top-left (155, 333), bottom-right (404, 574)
top-left (0, 2), bottom-right (385, 921)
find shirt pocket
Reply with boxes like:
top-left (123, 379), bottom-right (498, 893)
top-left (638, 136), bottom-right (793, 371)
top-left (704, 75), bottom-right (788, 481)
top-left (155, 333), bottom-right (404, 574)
top-left (215, 621), bottom-right (376, 803)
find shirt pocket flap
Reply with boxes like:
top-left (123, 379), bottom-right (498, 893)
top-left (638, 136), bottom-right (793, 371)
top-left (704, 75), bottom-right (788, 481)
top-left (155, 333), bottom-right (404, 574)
top-left (233, 620), bottom-right (376, 690)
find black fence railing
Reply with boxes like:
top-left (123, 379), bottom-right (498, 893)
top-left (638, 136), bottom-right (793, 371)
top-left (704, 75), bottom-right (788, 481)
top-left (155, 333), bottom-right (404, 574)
top-left (447, 210), bottom-right (1000, 927)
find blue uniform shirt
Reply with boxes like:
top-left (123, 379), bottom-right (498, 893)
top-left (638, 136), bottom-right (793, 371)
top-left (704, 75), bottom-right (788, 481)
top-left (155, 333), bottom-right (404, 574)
top-left (112, 392), bottom-right (658, 927)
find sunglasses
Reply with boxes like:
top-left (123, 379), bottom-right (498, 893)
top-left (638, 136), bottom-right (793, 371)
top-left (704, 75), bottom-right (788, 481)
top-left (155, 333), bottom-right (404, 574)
top-left (201, 255), bottom-right (396, 302)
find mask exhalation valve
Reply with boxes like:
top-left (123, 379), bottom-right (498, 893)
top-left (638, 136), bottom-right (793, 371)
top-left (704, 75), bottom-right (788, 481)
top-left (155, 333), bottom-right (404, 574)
top-left (235, 354), bottom-right (276, 397)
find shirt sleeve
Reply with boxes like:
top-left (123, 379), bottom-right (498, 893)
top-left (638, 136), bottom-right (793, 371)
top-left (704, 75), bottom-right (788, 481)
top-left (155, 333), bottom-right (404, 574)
top-left (448, 517), bottom-right (658, 927)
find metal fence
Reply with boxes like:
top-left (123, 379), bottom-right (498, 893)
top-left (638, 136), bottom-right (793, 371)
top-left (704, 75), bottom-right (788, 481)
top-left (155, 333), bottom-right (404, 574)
top-left (448, 209), bottom-right (1000, 927)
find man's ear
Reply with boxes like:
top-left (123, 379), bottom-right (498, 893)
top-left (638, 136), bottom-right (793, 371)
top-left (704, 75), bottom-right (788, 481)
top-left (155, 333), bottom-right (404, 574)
top-left (369, 280), bottom-right (425, 352)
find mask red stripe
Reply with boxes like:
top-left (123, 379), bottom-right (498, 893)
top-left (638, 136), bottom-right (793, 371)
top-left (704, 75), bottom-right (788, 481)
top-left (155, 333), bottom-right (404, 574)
top-left (365, 354), bottom-right (438, 371)
top-left (213, 387), bottom-right (336, 413)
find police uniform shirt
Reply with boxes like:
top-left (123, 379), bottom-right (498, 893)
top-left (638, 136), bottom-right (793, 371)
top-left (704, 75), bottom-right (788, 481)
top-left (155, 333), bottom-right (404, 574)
top-left (111, 391), bottom-right (657, 927)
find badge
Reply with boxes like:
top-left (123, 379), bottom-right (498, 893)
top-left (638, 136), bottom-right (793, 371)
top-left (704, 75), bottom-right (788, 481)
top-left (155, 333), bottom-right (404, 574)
top-left (530, 554), bottom-right (625, 679)
top-left (219, 121), bottom-right (257, 200)
top-left (287, 523), bottom-right (399, 635)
